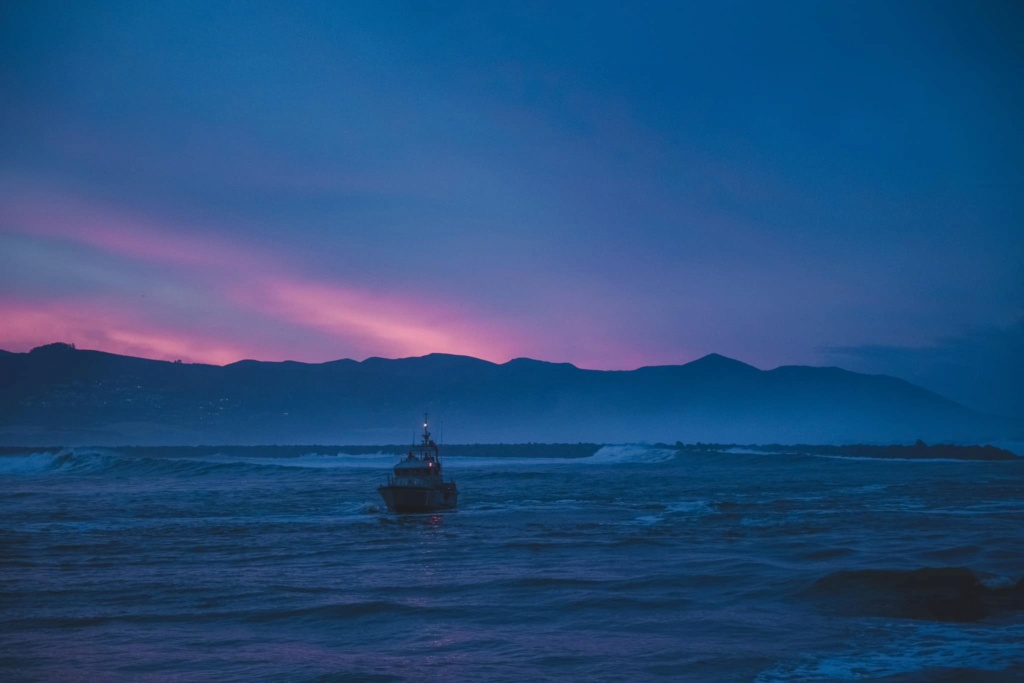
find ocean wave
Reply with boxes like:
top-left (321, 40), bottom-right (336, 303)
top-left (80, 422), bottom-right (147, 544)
top-left (241, 600), bottom-right (435, 623)
top-left (666, 500), bottom-right (715, 514)
top-left (12, 600), bottom-right (441, 630)
top-left (757, 622), bottom-right (1024, 682)
top-left (584, 444), bottom-right (678, 464)
top-left (0, 449), bottom-right (125, 475)
top-left (188, 452), bottom-right (399, 470)
top-left (630, 500), bottom-right (716, 526)
top-left (443, 444), bottom-right (677, 468)
top-left (0, 448), bottom-right (404, 477)
top-left (0, 444), bottom-right (682, 478)
top-left (810, 454), bottom-right (1004, 464)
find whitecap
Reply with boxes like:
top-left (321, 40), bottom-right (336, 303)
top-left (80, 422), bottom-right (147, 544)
top-left (756, 622), bottom-right (1024, 682)
top-left (665, 500), bottom-right (714, 515)
top-left (584, 445), bottom-right (678, 464)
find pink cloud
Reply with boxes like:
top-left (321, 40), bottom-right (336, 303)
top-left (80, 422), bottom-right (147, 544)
top-left (0, 186), bottom-right (267, 270)
top-left (2, 183), bottom-right (724, 369)
top-left (242, 278), bottom-right (521, 361)
top-left (0, 299), bottom-right (251, 364)
top-left (0, 183), bottom-right (527, 364)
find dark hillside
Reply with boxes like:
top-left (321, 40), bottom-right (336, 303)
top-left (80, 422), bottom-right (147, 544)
top-left (0, 344), bottom-right (1017, 445)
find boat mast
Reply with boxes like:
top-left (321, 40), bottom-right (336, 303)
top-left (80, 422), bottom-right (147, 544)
top-left (421, 412), bottom-right (440, 461)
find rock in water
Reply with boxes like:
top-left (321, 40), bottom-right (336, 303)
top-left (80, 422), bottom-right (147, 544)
top-left (807, 567), bottom-right (1024, 622)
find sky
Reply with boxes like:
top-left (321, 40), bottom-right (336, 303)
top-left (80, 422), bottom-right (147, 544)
top-left (1, 1), bottom-right (1022, 415)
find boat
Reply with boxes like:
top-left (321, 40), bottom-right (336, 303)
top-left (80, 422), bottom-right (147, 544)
top-left (378, 414), bottom-right (458, 513)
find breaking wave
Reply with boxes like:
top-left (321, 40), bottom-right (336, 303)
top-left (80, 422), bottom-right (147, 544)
top-left (584, 444), bottom-right (678, 464)
top-left (0, 449), bottom-right (121, 475)
top-left (0, 449), bottom-right (394, 477)
top-left (0, 444), bottom-right (681, 478)
top-left (757, 622), bottom-right (1024, 682)
top-left (444, 444), bottom-right (678, 468)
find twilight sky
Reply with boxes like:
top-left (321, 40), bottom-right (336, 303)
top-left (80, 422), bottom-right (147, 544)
top-left (1, 1), bottom-right (1022, 415)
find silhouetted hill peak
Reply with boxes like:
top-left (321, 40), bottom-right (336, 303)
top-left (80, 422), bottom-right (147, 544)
top-left (684, 353), bottom-right (760, 373)
top-left (503, 358), bottom-right (579, 371)
top-left (227, 359), bottom-right (311, 368)
top-left (29, 342), bottom-right (78, 355)
top-left (0, 343), bottom-right (1018, 445)
top-left (362, 353), bottom-right (498, 372)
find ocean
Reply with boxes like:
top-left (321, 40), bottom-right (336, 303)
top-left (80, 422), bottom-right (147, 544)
top-left (1, 445), bottom-right (1022, 682)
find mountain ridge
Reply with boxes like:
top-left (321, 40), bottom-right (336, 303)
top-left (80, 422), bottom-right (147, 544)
top-left (0, 343), bottom-right (1017, 446)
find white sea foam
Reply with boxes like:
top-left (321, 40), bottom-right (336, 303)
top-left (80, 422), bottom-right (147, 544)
top-left (584, 445), bottom-right (678, 464)
top-left (978, 574), bottom-right (1019, 590)
top-left (0, 449), bottom-right (400, 475)
top-left (0, 450), bottom-right (118, 475)
top-left (665, 500), bottom-right (715, 515)
top-left (630, 499), bottom-right (715, 525)
top-left (812, 454), bottom-right (992, 464)
top-left (631, 515), bottom-right (663, 526)
top-left (0, 445), bottom-right (680, 476)
top-left (756, 622), bottom-right (1024, 682)
top-left (0, 452), bottom-right (70, 474)
top-left (440, 444), bottom-right (677, 469)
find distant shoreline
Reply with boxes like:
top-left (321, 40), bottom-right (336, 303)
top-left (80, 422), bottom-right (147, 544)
top-left (665, 441), bottom-right (1020, 461)
top-left (0, 441), bottom-right (1018, 461)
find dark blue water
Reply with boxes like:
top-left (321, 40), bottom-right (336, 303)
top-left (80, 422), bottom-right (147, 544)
top-left (2, 445), bottom-right (1022, 682)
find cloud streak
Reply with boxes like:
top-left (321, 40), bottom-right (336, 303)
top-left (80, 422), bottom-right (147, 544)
top-left (0, 298), bottom-right (251, 365)
top-left (0, 184), bottom-right (523, 364)
top-left (244, 279), bottom-right (519, 361)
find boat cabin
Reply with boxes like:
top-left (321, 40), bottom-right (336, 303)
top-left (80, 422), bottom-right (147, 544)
top-left (385, 417), bottom-right (443, 484)
top-left (392, 453), bottom-right (441, 478)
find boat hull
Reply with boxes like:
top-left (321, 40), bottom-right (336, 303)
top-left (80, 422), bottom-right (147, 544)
top-left (378, 483), bottom-right (458, 513)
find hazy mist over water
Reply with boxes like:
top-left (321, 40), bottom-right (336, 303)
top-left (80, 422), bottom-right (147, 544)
top-left (2, 445), bottom-right (1022, 681)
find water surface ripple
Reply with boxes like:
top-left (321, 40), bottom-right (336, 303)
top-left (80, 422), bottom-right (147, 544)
top-left (1, 446), bottom-right (1022, 681)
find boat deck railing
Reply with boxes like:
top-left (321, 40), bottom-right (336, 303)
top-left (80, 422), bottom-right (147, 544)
top-left (383, 474), bottom-right (455, 487)
top-left (384, 475), bottom-right (434, 487)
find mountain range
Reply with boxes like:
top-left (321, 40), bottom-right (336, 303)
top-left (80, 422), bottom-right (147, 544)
top-left (0, 342), bottom-right (1017, 445)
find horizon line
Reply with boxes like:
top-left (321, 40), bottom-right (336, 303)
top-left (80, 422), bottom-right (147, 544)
top-left (3, 341), bottom-right (787, 373)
